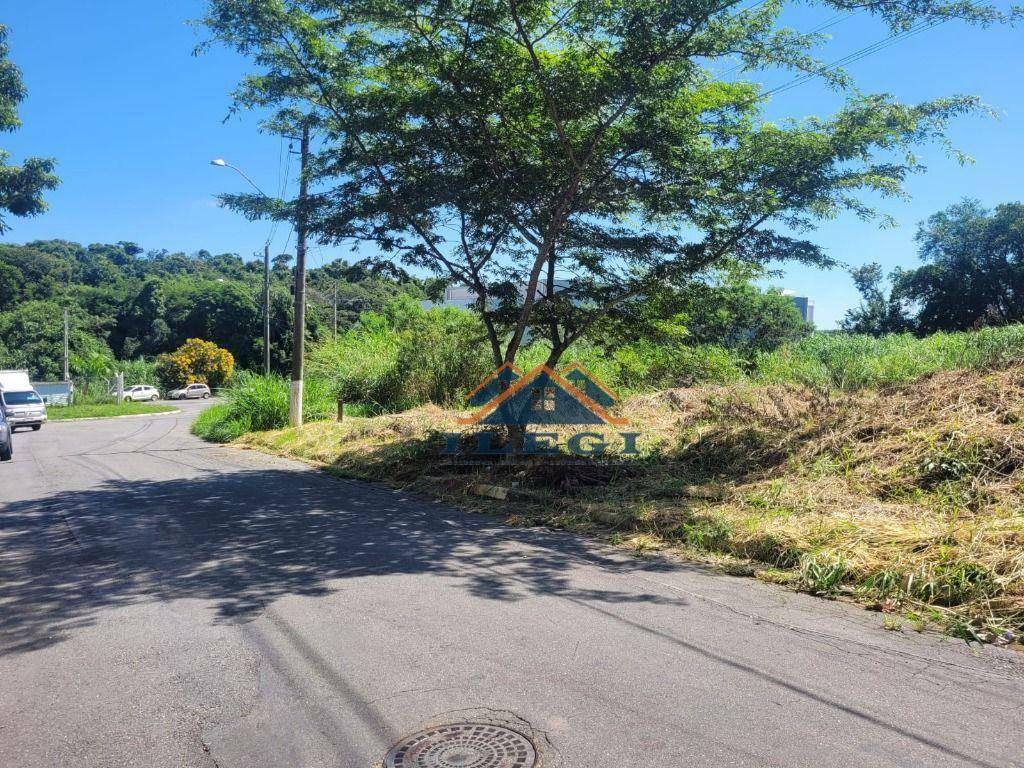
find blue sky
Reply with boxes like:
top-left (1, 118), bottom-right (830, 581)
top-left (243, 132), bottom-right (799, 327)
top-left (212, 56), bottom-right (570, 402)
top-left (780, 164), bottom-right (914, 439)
top-left (2, 1), bottom-right (1021, 328)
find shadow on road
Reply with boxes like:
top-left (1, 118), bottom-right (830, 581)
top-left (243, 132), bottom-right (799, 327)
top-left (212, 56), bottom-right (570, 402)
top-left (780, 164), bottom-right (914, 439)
top-left (0, 469), bottom-right (688, 655)
top-left (3, 467), bottom-right (1015, 768)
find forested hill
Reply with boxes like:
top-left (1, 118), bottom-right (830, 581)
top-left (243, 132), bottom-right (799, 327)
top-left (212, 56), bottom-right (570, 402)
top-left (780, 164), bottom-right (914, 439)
top-left (0, 239), bottom-right (436, 380)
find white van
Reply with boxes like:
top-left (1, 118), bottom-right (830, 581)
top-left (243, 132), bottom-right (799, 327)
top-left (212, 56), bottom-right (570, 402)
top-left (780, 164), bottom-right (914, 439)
top-left (0, 370), bottom-right (48, 431)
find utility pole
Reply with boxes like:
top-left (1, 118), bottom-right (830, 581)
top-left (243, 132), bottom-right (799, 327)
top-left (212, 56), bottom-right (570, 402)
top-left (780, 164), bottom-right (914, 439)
top-left (63, 308), bottom-right (70, 382)
top-left (263, 243), bottom-right (271, 376)
top-left (289, 121), bottom-right (310, 428)
top-left (332, 284), bottom-right (338, 340)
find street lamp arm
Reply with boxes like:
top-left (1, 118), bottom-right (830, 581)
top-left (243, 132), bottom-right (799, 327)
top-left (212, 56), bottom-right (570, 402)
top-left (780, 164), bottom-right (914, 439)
top-left (210, 158), bottom-right (270, 198)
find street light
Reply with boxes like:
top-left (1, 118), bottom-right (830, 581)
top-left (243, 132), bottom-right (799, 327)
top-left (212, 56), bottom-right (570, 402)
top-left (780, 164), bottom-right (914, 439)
top-left (210, 157), bottom-right (269, 198)
top-left (210, 157), bottom-right (272, 376)
top-left (210, 125), bottom-right (310, 430)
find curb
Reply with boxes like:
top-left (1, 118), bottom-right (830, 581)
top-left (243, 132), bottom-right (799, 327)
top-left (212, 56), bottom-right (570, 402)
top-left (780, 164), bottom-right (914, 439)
top-left (47, 408), bottom-right (183, 424)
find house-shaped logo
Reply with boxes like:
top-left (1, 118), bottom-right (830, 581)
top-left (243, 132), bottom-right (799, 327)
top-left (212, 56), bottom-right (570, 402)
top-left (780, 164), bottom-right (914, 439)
top-left (560, 363), bottom-right (619, 409)
top-left (465, 362), bottom-right (522, 408)
top-left (458, 363), bottom-right (628, 427)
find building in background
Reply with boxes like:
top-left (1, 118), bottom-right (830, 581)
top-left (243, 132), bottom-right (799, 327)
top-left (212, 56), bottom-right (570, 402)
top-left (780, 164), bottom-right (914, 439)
top-left (782, 290), bottom-right (815, 324)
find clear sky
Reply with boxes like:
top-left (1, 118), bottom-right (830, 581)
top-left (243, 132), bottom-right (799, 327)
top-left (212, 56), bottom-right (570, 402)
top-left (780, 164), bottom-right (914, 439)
top-left (2, 1), bottom-right (1021, 328)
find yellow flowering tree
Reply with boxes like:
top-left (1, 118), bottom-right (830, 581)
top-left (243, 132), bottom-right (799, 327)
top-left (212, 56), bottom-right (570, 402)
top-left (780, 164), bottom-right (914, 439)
top-left (156, 338), bottom-right (234, 389)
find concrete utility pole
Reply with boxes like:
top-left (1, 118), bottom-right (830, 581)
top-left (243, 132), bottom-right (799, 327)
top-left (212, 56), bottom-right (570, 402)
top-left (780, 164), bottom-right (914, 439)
top-left (63, 308), bottom-right (70, 382)
top-left (263, 243), bottom-right (271, 376)
top-left (289, 122), bottom-right (310, 428)
top-left (332, 284), bottom-right (338, 340)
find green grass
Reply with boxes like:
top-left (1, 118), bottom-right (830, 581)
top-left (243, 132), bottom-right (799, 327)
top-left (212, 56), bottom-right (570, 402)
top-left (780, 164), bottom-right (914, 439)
top-left (190, 372), bottom-right (337, 442)
top-left (47, 402), bottom-right (177, 420)
top-left (753, 325), bottom-right (1024, 390)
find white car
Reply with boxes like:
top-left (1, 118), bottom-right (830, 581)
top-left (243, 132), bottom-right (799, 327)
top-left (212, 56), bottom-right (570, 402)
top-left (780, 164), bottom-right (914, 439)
top-left (122, 385), bottom-right (161, 402)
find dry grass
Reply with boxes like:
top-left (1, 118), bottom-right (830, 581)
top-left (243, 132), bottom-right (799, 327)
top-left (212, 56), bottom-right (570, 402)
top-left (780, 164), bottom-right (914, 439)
top-left (237, 365), bottom-right (1024, 645)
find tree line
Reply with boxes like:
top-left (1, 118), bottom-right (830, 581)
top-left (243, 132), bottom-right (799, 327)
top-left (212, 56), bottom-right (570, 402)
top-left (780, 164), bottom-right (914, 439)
top-left (844, 200), bottom-right (1024, 336)
top-left (0, 238), bottom-right (436, 380)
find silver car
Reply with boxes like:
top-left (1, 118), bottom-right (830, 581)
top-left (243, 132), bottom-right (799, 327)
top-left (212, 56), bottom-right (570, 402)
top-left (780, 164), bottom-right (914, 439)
top-left (1, 389), bottom-right (47, 431)
top-left (0, 408), bottom-right (12, 462)
top-left (168, 383), bottom-right (211, 400)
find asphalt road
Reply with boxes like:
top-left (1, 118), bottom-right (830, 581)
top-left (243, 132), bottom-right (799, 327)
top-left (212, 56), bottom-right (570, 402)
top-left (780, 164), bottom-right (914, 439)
top-left (1, 402), bottom-right (1022, 768)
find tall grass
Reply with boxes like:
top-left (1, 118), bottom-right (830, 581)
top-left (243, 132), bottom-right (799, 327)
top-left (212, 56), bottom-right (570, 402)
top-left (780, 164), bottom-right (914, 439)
top-left (116, 358), bottom-right (158, 387)
top-left (307, 297), bottom-right (491, 412)
top-left (191, 372), bottom-right (336, 442)
top-left (754, 325), bottom-right (1024, 390)
top-left (196, 321), bottom-right (1024, 439)
top-left (517, 339), bottom-right (743, 394)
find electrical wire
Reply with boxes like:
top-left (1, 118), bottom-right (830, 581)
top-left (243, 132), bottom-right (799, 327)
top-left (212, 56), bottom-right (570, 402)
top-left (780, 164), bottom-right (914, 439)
top-left (721, 10), bottom-right (862, 76)
top-left (760, 17), bottom-right (947, 99)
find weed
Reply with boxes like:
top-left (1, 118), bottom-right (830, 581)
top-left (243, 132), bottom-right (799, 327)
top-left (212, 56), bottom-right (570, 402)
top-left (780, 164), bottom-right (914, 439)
top-left (799, 553), bottom-right (847, 595)
top-left (675, 516), bottom-right (733, 551)
top-left (883, 616), bottom-right (903, 632)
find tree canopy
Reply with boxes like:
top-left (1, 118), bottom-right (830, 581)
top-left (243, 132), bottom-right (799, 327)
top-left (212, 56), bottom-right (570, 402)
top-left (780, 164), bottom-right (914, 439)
top-left (203, 0), bottom-right (1015, 367)
top-left (843, 199), bottom-right (1024, 335)
top-left (0, 25), bottom-right (59, 234)
top-left (0, 238), bottom-right (431, 379)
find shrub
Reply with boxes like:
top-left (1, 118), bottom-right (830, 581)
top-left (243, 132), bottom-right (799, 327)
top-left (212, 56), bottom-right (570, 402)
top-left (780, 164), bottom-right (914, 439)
top-left (156, 338), bottom-right (234, 389)
top-left (190, 372), bottom-right (336, 441)
top-left (307, 296), bottom-right (491, 412)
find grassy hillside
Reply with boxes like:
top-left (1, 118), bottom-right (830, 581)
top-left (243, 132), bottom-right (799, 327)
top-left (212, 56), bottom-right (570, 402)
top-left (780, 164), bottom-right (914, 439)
top-left (235, 363), bottom-right (1024, 644)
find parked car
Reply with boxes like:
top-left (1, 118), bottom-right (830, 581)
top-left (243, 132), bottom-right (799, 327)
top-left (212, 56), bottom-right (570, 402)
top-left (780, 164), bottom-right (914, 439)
top-left (0, 408), bottom-right (12, 462)
top-left (122, 385), bottom-right (161, 402)
top-left (168, 383), bottom-right (211, 400)
top-left (0, 370), bottom-right (47, 432)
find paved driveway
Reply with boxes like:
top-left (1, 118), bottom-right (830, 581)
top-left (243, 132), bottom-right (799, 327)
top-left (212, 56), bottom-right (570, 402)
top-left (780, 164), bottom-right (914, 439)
top-left (1, 403), bottom-right (1022, 767)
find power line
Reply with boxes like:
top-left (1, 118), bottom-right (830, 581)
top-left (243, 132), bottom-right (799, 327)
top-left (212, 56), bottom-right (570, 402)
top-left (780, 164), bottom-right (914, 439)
top-left (721, 10), bottom-right (862, 77)
top-left (760, 18), bottom-right (946, 99)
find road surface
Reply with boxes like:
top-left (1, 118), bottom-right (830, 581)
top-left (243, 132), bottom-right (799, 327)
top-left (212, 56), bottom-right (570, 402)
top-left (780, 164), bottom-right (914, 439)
top-left (1, 402), bottom-right (1022, 767)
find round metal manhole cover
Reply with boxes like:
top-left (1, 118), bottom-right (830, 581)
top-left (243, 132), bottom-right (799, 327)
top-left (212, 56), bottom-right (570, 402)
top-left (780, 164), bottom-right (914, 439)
top-left (385, 722), bottom-right (538, 768)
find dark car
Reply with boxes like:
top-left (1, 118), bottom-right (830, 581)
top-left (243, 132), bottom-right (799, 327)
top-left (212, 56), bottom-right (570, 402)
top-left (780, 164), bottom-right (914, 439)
top-left (0, 408), bottom-right (12, 462)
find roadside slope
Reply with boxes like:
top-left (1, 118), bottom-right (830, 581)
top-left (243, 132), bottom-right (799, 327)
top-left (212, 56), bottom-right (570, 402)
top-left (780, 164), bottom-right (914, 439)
top-left (236, 364), bottom-right (1024, 644)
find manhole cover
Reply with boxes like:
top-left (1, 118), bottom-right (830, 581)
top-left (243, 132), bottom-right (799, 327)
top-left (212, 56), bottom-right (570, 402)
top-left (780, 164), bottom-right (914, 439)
top-left (385, 722), bottom-right (538, 768)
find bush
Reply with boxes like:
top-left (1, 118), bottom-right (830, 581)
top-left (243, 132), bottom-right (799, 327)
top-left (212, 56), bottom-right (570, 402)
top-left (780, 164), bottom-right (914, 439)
top-left (191, 372), bottom-right (336, 441)
top-left (156, 338), bottom-right (234, 390)
top-left (307, 296), bottom-right (491, 412)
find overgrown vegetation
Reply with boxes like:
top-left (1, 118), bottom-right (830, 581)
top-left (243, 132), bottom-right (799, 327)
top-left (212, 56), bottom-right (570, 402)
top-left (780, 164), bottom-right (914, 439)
top-left (234, 359), bottom-right (1024, 644)
top-left (753, 325), bottom-right (1024, 390)
top-left (307, 296), bottom-right (492, 412)
top-left (191, 371), bottom-right (336, 442)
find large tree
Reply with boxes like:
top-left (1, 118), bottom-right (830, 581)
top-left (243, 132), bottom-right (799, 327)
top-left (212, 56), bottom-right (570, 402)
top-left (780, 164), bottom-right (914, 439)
top-left (843, 200), bottom-right (1024, 334)
top-left (902, 199), bottom-right (1024, 332)
top-left (0, 25), bottom-right (58, 234)
top-left (840, 262), bottom-right (912, 336)
top-left (204, 0), bottom-right (1013, 368)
